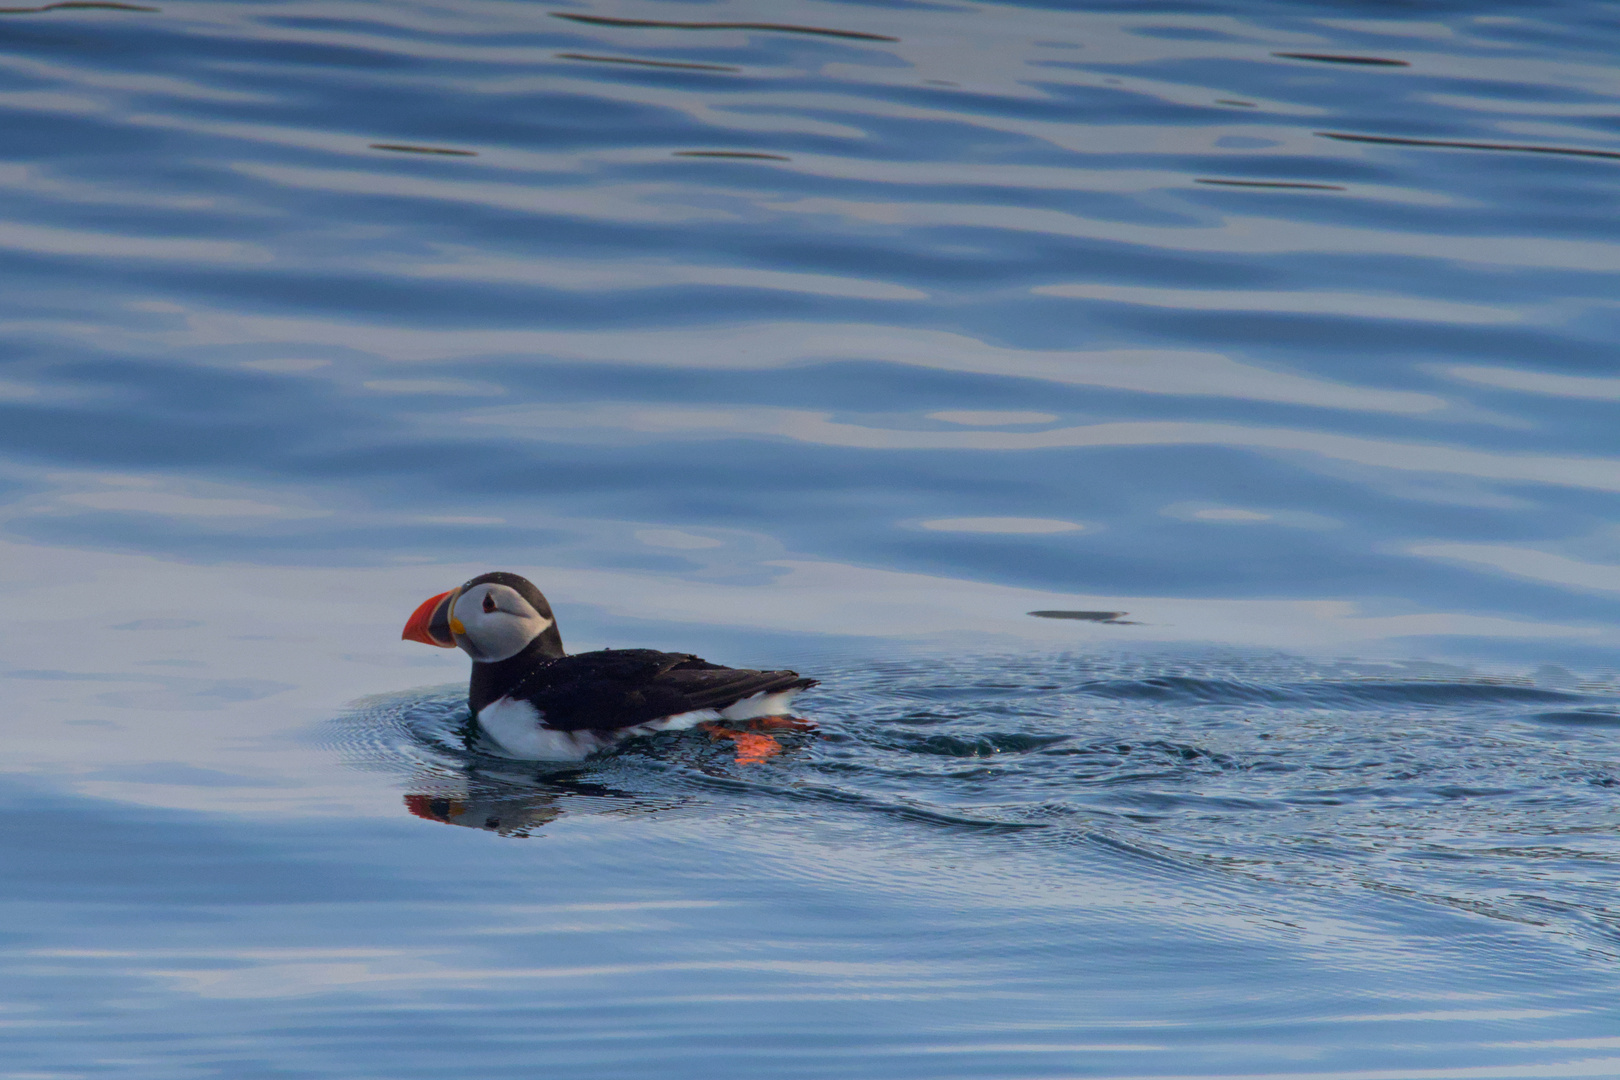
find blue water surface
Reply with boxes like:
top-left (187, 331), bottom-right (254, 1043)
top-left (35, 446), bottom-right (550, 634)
top-left (4, 0), bottom-right (1620, 1076)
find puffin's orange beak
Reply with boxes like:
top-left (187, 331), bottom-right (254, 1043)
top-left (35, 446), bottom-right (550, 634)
top-left (402, 589), bottom-right (457, 647)
top-left (405, 794), bottom-right (465, 823)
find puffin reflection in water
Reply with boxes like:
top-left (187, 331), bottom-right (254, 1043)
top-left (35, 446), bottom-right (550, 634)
top-left (405, 791), bottom-right (565, 837)
top-left (405, 775), bottom-right (636, 838)
top-left (402, 572), bottom-right (816, 762)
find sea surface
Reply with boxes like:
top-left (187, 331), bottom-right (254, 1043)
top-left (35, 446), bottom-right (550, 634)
top-left (4, 0), bottom-right (1620, 1076)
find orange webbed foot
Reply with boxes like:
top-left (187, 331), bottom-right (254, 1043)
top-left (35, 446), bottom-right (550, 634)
top-left (727, 731), bottom-right (783, 764)
top-left (697, 722), bottom-right (784, 764)
top-left (697, 716), bottom-right (815, 764)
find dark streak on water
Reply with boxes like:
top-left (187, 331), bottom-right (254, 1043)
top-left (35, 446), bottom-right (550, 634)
top-left (1196, 178), bottom-right (1347, 190)
top-left (1028, 609), bottom-right (1133, 622)
top-left (369, 143), bottom-right (481, 157)
top-left (0, 1), bottom-right (158, 12)
top-left (550, 12), bottom-right (902, 42)
top-left (674, 149), bottom-right (793, 160)
top-left (1319, 130), bottom-right (1620, 161)
top-left (1272, 52), bottom-right (1411, 67)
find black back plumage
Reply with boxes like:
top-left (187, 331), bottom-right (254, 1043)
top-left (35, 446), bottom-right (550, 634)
top-left (504, 649), bottom-right (815, 732)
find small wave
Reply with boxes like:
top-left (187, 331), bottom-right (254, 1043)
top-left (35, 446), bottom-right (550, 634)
top-left (1529, 709), bottom-right (1620, 727)
top-left (555, 53), bottom-right (741, 72)
top-left (549, 12), bottom-right (898, 42)
top-left (1077, 675), bottom-right (1589, 708)
top-left (867, 731), bottom-right (1071, 758)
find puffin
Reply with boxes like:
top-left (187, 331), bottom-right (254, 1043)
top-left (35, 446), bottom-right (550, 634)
top-left (401, 571), bottom-right (816, 761)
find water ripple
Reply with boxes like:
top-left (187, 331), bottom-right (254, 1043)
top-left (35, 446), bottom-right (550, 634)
top-left (328, 651), bottom-right (1620, 960)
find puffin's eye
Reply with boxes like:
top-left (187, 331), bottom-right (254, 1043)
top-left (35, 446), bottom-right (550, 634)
top-left (483, 592), bottom-right (497, 614)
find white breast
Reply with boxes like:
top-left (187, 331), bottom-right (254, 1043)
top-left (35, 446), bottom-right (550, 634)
top-left (475, 698), bottom-right (606, 761)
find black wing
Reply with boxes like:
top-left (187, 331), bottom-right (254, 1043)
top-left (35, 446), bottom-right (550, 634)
top-left (513, 649), bottom-right (816, 732)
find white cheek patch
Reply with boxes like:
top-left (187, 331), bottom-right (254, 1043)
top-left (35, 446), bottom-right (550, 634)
top-left (454, 585), bottom-right (553, 663)
top-left (472, 614), bottom-right (550, 663)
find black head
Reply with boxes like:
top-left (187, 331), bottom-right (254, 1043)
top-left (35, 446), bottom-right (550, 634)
top-left (461, 571), bottom-right (555, 621)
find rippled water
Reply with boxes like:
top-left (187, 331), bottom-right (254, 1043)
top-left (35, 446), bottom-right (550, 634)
top-left (6, 0), bottom-right (1620, 1076)
top-left (338, 655), bottom-right (1620, 933)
